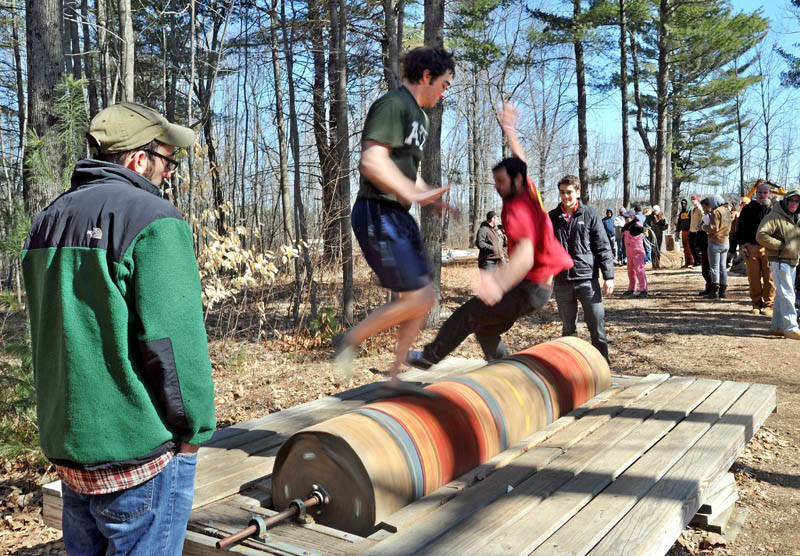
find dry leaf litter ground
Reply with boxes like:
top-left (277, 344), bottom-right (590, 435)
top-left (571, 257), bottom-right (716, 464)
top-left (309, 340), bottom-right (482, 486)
top-left (2, 252), bottom-right (799, 555)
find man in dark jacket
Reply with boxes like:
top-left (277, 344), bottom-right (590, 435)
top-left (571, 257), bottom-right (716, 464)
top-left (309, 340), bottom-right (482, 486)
top-left (21, 103), bottom-right (216, 555)
top-left (602, 209), bottom-right (617, 261)
top-left (476, 210), bottom-right (505, 269)
top-left (645, 205), bottom-right (668, 269)
top-left (549, 175), bottom-right (614, 362)
top-left (738, 183), bottom-right (775, 315)
top-left (677, 198), bottom-right (693, 266)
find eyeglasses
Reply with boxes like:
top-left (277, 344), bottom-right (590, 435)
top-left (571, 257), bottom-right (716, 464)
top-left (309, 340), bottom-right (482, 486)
top-left (787, 198), bottom-right (800, 204)
top-left (143, 149), bottom-right (180, 172)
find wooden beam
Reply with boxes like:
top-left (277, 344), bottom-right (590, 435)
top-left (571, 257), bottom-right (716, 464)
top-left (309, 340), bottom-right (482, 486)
top-left (532, 380), bottom-right (750, 556)
top-left (587, 382), bottom-right (776, 556)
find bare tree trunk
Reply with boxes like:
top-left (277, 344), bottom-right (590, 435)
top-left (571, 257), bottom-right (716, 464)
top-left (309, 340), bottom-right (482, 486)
top-left (67, 0), bottom-right (82, 79)
top-left (81, 0), bottom-right (98, 116)
top-left (329, 0), bottom-right (353, 325)
top-left (61, 0), bottom-right (72, 75)
top-left (24, 0), bottom-right (64, 216)
top-left (573, 0), bottom-right (589, 203)
top-left (629, 27), bottom-right (656, 198)
top-left (619, 0), bottom-right (631, 207)
top-left (11, 11), bottom-right (26, 164)
top-left (421, 0), bottom-right (444, 327)
top-left (669, 109), bottom-right (683, 221)
top-left (310, 0), bottom-right (336, 263)
top-left (187, 0), bottom-right (196, 228)
top-left (654, 0), bottom-right (671, 207)
top-left (269, 0), bottom-right (294, 244)
top-left (468, 68), bottom-right (480, 242)
top-left (166, 14), bottom-right (179, 122)
top-left (196, 0), bottom-right (233, 236)
top-left (118, 0), bottom-right (134, 101)
top-left (282, 0), bottom-right (317, 322)
top-left (735, 92), bottom-right (745, 196)
top-left (382, 0), bottom-right (401, 89)
top-left (96, 0), bottom-right (110, 105)
top-left (758, 55), bottom-right (771, 181)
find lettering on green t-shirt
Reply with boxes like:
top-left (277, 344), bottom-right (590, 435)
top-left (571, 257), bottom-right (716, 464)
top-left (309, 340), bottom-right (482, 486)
top-left (358, 86), bottom-right (429, 207)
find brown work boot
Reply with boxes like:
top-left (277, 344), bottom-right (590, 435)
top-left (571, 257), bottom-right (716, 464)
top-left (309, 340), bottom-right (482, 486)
top-left (785, 330), bottom-right (800, 341)
top-left (750, 307), bottom-right (760, 315)
top-left (761, 307), bottom-right (773, 317)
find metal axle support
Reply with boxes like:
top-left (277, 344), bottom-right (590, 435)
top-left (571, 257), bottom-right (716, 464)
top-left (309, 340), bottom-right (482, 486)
top-left (215, 485), bottom-right (330, 550)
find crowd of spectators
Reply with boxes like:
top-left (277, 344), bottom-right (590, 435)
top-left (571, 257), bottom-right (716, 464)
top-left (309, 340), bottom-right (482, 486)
top-left (609, 186), bottom-right (800, 340)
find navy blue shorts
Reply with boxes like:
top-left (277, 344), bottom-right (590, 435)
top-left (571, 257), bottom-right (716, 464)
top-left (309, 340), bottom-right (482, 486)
top-left (351, 198), bottom-right (432, 292)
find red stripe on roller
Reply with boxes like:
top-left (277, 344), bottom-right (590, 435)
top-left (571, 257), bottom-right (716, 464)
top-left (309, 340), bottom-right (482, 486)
top-left (553, 336), bottom-right (611, 392)
top-left (515, 344), bottom-right (590, 412)
top-left (507, 354), bottom-right (562, 418)
top-left (424, 382), bottom-right (490, 477)
top-left (547, 340), bottom-right (597, 396)
top-left (440, 380), bottom-right (502, 458)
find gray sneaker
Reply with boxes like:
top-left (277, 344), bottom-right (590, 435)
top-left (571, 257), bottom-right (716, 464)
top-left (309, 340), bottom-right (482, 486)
top-left (406, 350), bottom-right (435, 370)
top-left (332, 334), bottom-right (356, 378)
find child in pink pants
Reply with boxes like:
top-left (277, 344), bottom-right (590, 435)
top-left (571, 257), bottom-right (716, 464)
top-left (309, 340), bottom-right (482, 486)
top-left (622, 210), bottom-right (647, 296)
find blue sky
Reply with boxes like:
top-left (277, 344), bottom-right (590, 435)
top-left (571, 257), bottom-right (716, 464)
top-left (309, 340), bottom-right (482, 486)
top-left (579, 0), bottom-right (800, 203)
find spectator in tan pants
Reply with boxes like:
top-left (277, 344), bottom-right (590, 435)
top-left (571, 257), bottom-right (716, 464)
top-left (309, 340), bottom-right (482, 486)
top-left (737, 183), bottom-right (775, 315)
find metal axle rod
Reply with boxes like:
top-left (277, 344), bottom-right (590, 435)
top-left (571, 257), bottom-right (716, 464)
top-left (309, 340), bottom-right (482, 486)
top-left (216, 485), bottom-right (329, 549)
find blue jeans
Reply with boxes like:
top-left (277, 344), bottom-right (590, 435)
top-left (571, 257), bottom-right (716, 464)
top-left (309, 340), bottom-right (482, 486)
top-left (61, 452), bottom-right (197, 556)
top-left (708, 241), bottom-right (729, 285)
top-left (769, 261), bottom-right (798, 334)
top-left (553, 278), bottom-right (609, 363)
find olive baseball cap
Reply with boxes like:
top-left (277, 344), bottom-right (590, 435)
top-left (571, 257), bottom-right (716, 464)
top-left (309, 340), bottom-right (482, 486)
top-left (88, 102), bottom-right (194, 153)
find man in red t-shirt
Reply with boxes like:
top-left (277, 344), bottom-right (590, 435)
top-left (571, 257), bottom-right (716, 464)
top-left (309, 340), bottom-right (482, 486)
top-left (407, 104), bottom-right (572, 368)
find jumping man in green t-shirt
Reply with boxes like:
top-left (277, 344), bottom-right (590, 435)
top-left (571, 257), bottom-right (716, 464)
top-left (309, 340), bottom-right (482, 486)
top-left (336, 46), bottom-right (455, 382)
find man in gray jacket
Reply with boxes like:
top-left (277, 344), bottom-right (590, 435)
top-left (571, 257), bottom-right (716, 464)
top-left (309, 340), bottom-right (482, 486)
top-left (476, 210), bottom-right (505, 269)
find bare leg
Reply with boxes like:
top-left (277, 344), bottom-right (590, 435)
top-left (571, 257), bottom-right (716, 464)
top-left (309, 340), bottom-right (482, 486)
top-left (389, 313), bottom-right (428, 381)
top-left (344, 285), bottom-right (435, 378)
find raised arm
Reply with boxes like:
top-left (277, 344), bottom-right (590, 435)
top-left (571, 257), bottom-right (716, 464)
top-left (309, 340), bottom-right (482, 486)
top-left (499, 102), bottom-right (527, 164)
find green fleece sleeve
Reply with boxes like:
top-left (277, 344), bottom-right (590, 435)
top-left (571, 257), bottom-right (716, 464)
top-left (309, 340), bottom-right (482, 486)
top-left (130, 217), bottom-right (216, 444)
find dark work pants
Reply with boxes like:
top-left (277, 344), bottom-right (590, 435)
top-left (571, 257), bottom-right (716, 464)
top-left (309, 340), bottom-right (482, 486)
top-left (422, 280), bottom-right (552, 363)
top-left (478, 259), bottom-right (501, 270)
top-left (553, 279), bottom-right (610, 363)
top-left (689, 232), bottom-right (701, 266)
top-left (701, 250), bottom-right (710, 286)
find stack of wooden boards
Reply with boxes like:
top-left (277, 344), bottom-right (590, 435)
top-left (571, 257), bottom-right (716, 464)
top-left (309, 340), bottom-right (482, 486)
top-left (42, 359), bottom-right (776, 555)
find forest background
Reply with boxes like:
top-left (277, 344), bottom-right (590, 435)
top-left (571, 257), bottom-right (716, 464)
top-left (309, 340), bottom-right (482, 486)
top-left (2, 0), bottom-right (800, 459)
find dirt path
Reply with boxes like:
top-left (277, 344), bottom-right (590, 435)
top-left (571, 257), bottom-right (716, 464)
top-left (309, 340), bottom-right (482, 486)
top-left (2, 261), bottom-right (798, 555)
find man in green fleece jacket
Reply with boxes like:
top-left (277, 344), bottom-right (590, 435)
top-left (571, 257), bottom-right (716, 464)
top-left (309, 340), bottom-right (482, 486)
top-left (22, 103), bottom-right (215, 555)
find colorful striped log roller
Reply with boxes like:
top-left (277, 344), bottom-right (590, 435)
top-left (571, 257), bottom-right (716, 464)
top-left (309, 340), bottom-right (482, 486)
top-left (272, 337), bottom-right (611, 536)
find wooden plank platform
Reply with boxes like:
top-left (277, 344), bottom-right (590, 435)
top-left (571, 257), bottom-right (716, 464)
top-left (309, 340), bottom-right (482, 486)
top-left (42, 366), bottom-right (776, 556)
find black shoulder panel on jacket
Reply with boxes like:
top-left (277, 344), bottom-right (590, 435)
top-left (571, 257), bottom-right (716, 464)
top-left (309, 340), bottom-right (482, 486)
top-left (24, 160), bottom-right (183, 262)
